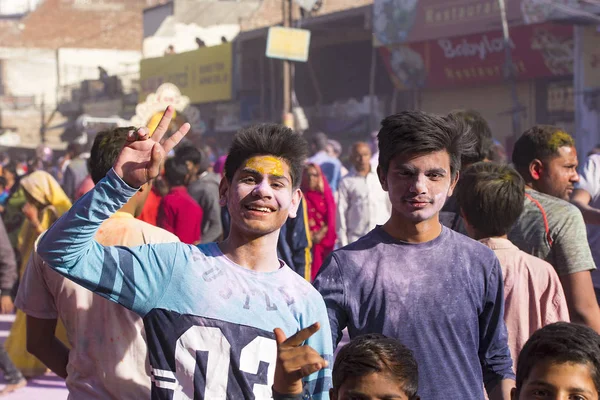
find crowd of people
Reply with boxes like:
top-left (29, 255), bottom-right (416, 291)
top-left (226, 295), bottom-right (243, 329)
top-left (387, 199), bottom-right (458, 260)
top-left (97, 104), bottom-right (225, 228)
top-left (0, 106), bottom-right (598, 399)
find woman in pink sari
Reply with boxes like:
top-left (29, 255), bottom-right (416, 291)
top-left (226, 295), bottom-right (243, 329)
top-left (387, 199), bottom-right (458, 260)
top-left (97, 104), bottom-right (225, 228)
top-left (301, 163), bottom-right (337, 281)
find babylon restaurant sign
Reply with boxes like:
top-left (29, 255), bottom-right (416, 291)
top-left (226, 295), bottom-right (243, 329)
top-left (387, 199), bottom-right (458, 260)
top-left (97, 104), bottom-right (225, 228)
top-left (379, 22), bottom-right (574, 89)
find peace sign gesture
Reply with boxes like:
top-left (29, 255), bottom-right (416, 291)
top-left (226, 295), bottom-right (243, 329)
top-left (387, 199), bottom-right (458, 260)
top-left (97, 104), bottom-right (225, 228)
top-left (272, 322), bottom-right (328, 396)
top-left (113, 106), bottom-right (190, 188)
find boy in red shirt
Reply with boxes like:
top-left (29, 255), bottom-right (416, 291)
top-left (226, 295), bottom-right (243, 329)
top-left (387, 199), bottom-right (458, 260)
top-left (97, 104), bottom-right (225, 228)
top-left (158, 157), bottom-right (203, 244)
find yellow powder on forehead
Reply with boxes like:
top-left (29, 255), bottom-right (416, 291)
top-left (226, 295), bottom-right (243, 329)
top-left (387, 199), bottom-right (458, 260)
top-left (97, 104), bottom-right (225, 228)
top-left (547, 130), bottom-right (574, 151)
top-left (244, 156), bottom-right (285, 176)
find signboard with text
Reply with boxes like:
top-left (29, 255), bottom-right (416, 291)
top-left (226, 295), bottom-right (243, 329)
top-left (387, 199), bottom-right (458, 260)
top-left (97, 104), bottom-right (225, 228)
top-left (139, 43), bottom-right (232, 104)
top-left (380, 22), bottom-right (574, 90)
top-left (373, 0), bottom-right (524, 46)
top-left (373, 0), bottom-right (585, 46)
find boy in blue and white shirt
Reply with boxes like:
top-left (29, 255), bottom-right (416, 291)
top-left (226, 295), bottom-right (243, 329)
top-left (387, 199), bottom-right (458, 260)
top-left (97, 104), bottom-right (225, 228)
top-left (37, 108), bottom-right (332, 399)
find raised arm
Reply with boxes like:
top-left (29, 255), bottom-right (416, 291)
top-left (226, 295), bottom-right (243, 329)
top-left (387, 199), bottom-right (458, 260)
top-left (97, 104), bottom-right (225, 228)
top-left (37, 106), bottom-right (191, 316)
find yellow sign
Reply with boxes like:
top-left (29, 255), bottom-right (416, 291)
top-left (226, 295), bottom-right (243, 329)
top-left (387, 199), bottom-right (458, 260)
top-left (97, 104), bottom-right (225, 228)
top-left (140, 43), bottom-right (232, 104)
top-left (266, 27), bottom-right (311, 62)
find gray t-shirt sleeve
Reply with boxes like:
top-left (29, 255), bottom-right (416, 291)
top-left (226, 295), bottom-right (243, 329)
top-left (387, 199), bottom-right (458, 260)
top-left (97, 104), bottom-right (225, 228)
top-left (552, 206), bottom-right (596, 275)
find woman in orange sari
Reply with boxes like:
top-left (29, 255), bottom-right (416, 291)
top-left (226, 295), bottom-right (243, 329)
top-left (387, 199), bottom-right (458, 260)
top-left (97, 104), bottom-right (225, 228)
top-left (301, 163), bottom-right (337, 281)
top-left (5, 171), bottom-right (71, 377)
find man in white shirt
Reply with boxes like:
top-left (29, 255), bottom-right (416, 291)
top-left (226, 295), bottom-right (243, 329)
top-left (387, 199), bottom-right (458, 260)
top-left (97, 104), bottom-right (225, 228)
top-left (15, 127), bottom-right (180, 399)
top-left (337, 141), bottom-right (391, 247)
top-left (571, 153), bottom-right (600, 299)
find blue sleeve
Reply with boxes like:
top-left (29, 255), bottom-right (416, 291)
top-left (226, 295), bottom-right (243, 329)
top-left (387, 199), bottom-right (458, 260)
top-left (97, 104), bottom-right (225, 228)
top-left (479, 258), bottom-right (515, 391)
top-left (37, 169), bottom-right (188, 317)
top-left (313, 254), bottom-right (346, 347)
top-left (302, 293), bottom-right (333, 400)
top-left (288, 198), bottom-right (312, 281)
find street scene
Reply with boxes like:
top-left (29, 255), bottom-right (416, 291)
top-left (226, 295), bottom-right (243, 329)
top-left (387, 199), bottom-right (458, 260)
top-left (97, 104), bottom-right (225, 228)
top-left (0, 0), bottom-right (600, 399)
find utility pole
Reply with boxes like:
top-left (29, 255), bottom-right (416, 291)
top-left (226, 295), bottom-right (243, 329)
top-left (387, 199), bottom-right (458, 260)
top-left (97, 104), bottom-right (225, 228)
top-left (282, 0), bottom-right (294, 128)
top-left (40, 95), bottom-right (46, 144)
top-left (498, 0), bottom-right (523, 141)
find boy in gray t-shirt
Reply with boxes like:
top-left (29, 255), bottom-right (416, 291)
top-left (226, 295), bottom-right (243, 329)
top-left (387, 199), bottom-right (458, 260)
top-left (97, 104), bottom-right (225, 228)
top-left (510, 125), bottom-right (600, 333)
top-left (315, 111), bottom-right (515, 400)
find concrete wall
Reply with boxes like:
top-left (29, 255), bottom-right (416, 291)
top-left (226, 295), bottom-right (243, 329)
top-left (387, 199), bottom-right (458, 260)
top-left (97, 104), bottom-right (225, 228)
top-left (143, 2), bottom-right (174, 38)
top-left (0, 47), bottom-right (141, 106)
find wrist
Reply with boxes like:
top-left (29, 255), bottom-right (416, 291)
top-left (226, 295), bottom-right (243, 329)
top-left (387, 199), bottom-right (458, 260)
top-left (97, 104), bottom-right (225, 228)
top-left (272, 388), bottom-right (310, 400)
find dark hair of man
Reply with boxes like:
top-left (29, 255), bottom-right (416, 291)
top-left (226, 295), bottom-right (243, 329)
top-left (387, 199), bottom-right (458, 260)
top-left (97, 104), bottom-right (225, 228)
top-left (311, 132), bottom-right (329, 152)
top-left (515, 322), bottom-right (600, 395)
top-left (512, 125), bottom-right (575, 179)
top-left (175, 145), bottom-right (209, 173)
top-left (163, 157), bottom-right (189, 187)
top-left (67, 142), bottom-right (83, 158)
top-left (224, 124), bottom-right (308, 189)
top-left (456, 162), bottom-right (525, 238)
top-left (3, 162), bottom-right (17, 177)
top-left (333, 334), bottom-right (419, 400)
top-left (449, 109), bottom-right (493, 166)
top-left (351, 141), bottom-right (371, 154)
top-left (377, 111), bottom-right (476, 178)
top-left (88, 126), bottom-right (135, 184)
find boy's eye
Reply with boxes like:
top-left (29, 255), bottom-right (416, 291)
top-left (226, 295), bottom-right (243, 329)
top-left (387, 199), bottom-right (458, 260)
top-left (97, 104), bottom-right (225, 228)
top-left (241, 177), bottom-right (256, 183)
top-left (531, 389), bottom-right (550, 398)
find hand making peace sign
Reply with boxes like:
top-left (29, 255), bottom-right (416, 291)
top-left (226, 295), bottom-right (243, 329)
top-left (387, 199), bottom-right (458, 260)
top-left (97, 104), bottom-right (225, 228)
top-left (113, 106), bottom-right (191, 188)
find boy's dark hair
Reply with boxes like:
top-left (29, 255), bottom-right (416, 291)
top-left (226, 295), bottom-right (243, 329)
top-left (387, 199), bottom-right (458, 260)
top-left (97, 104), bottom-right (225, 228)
top-left (512, 125), bottom-right (575, 179)
top-left (224, 124), bottom-right (308, 189)
top-left (333, 334), bottom-right (419, 400)
top-left (89, 126), bottom-right (135, 184)
top-left (163, 157), bottom-right (188, 187)
top-left (175, 145), bottom-right (209, 173)
top-left (449, 109), bottom-right (493, 167)
top-left (0, 176), bottom-right (6, 188)
top-left (377, 111), bottom-right (476, 178)
top-left (516, 322), bottom-right (600, 395)
top-left (456, 162), bottom-right (525, 238)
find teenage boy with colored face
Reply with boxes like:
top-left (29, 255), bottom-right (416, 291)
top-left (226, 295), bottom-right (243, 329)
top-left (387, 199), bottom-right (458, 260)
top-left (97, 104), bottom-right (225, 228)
top-left (314, 111), bottom-right (515, 400)
top-left (37, 108), bottom-right (333, 399)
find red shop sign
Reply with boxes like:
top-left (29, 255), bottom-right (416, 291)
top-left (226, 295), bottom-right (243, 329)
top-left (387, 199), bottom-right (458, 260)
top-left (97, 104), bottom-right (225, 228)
top-left (380, 22), bottom-right (574, 90)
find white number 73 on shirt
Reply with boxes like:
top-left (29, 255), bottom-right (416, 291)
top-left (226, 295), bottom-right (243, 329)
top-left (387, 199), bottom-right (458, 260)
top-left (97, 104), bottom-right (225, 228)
top-left (152, 326), bottom-right (278, 400)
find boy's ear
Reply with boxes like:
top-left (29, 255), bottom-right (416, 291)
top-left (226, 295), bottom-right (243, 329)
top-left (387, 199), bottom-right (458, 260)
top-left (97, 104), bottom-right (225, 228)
top-left (287, 188), bottom-right (302, 219)
top-left (218, 176), bottom-right (229, 207)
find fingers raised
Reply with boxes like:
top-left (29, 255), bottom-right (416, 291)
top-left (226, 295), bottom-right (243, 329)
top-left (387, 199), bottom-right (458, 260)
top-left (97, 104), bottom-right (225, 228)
top-left (281, 322), bottom-right (320, 348)
top-left (146, 143), bottom-right (164, 181)
top-left (162, 122), bottom-right (191, 154)
top-left (151, 106), bottom-right (175, 143)
top-left (274, 328), bottom-right (287, 345)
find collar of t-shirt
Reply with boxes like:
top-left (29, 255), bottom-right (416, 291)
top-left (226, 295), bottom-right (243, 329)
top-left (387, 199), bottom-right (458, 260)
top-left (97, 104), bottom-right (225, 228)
top-left (479, 237), bottom-right (517, 251)
top-left (111, 211), bottom-right (134, 219)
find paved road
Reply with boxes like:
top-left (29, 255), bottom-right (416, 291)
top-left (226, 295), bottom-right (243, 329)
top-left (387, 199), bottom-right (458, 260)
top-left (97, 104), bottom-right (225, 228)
top-left (0, 314), bottom-right (68, 399)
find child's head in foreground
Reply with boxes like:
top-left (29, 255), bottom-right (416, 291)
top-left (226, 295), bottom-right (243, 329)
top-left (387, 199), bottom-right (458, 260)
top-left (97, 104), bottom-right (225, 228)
top-left (331, 334), bottom-right (419, 400)
top-left (514, 322), bottom-right (600, 400)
